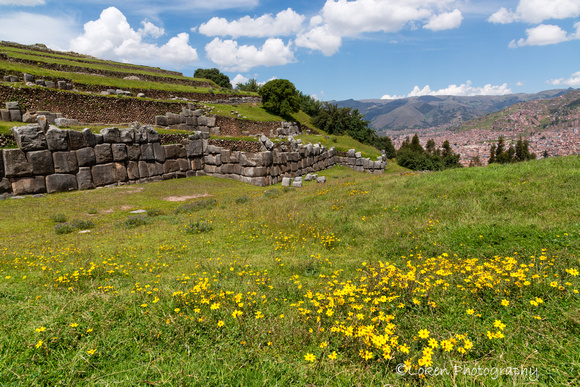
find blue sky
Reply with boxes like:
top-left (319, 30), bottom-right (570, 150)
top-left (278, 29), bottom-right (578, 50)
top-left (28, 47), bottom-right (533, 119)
top-left (0, 0), bottom-right (579, 101)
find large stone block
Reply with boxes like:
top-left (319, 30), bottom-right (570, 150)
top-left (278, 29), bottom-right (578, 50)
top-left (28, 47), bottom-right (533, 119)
top-left (163, 160), bottom-right (180, 174)
top-left (0, 109), bottom-right (10, 122)
top-left (138, 161), bottom-right (149, 178)
top-left (185, 140), bottom-right (203, 157)
top-left (82, 128), bottom-right (96, 147)
top-left (46, 128), bottom-right (69, 151)
top-left (46, 174), bottom-right (78, 193)
top-left (0, 150), bottom-right (3, 178)
top-left (53, 151), bottom-right (78, 174)
top-left (153, 142), bottom-right (166, 163)
top-left (9, 110), bottom-right (22, 122)
top-left (0, 178), bottom-right (11, 194)
top-left (164, 144), bottom-right (183, 159)
top-left (91, 163), bottom-right (117, 186)
top-left (76, 147), bottom-right (96, 167)
top-left (140, 144), bottom-right (154, 161)
top-left (120, 129), bottom-right (134, 143)
top-left (155, 116), bottom-right (168, 126)
top-left (11, 176), bottom-right (46, 195)
top-left (145, 126), bottom-right (159, 142)
top-left (101, 127), bottom-right (121, 143)
top-left (77, 167), bottom-right (94, 190)
top-left (147, 162), bottom-right (159, 177)
top-left (134, 128), bottom-right (147, 143)
top-left (94, 144), bottom-right (113, 164)
top-left (3, 149), bottom-right (32, 177)
top-left (127, 161), bottom-right (140, 180)
top-left (115, 163), bottom-right (128, 182)
top-left (127, 144), bottom-right (141, 161)
top-left (68, 129), bottom-right (88, 150)
top-left (12, 125), bottom-right (47, 151)
top-left (112, 144), bottom-right (128, 161)
top-left (27, 150), bottom-right (54, 175)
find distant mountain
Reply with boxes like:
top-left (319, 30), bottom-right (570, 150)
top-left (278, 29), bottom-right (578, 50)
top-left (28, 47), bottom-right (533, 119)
top-left (334, 89), bottom-right (574, 135)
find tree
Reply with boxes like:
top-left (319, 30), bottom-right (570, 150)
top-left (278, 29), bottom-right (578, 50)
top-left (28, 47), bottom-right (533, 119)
top-left (236, 78), bottom-right (261, 92)
top-left (194, 68), bottom-right (232, 89)
top-left (258, 79), bottom-right (300, 116)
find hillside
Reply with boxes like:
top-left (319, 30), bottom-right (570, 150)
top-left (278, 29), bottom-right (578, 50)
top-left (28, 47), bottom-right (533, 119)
top-left (335, 89), bottom-right (574, 133)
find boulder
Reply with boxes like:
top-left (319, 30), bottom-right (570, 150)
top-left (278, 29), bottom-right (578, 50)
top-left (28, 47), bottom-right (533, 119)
top-left (53, 151), bottom-right (78, 174)
top-left (12, 125), bottom-right (47, 151)
top-left (126, 161), bottom-right (140, 180)
top-left (36, 116), bottom-right (48, 132)
top-left (94, 144), bottom-right (113, 164)
top-left (91, 163), bottom-right (117, 186)
top-left (11, 176), bottom-right (46, 195)
top-left (120, 128), bottom-right (134, 143)
top-left (54, 118), bottom-right (68, 127)
top-left (68, 129), bottom-right (88, 150)
top-left (281, 177), bottom-right (291, 187)
top-left (77, 167), bottom-right (94, 190)
top-left (76, 147), bottom-right (96, 167)
top-left (3, 149), bottom-right (32, 177)
top-left (111, 144), bottom-right (128, 161)
top-left (82, 128), bottom-right (97, 147)
top-left (317, 176), bottom-right (326, 184)
top-left (140, 144), bottom-right (154, 161)
top-left (292, 177), bottom-right (303, 188)
top-left (115, 163), bottom-right (128, 182)
top-left (100, 127), bottom-right (121, 143)
top-left (0, 109), bottom-right (10, 122)
top-left (22, 111), bottom-right (37, 124)
top-left (27, 150), bottom-right (54, 175)
top-left (46, 174), bottom-right (78, 194)
top-left (153, 142), bottom-right (166, 162)
top-left (46, 128), bottom-right (69, 151)
top-left (0, 178), bottom-right (11, 194)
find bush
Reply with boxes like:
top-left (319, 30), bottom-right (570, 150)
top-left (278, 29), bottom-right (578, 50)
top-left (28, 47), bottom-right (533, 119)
top-left (50, 213), bottom-right (67, 223)
top-left (175, 199), bottom-right (217, 214)
top-left (54, 223), bottom-right (75, 235)
top-left (71, 219), bottom-right (95, 230)
top-left (259, 79), bottom-right (300, 117)
top-left (185, 221), bottom-right (213, 234)
top-left (146, 208), bottom-right (164, 217)
top-left (235, 195), bottom-right (250, 204)
top-left (124, 215), bottom-right (148, 229)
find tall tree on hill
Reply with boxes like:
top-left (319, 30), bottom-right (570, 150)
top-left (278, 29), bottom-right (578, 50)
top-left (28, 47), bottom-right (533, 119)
top-left (396, 134), bottom-right (461, 171)
top-left (194, 68), bottom-right (232, 89)
top-left (236, 78), bottom-right (261, 92)
top-left (259, 79), bottom-right (300, 117)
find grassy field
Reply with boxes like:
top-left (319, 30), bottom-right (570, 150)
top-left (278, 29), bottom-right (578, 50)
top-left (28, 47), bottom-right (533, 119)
top-left (0, 156), bottom-right (578, 386)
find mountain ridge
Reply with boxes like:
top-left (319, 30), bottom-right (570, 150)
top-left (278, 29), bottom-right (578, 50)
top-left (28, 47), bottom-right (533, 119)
top-left (333, 89), bottom-right (576, 134)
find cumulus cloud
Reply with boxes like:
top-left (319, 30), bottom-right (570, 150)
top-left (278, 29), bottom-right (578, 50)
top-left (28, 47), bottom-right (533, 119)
top-left (205, 37), bottom-right (295, 72)
top-left (548, 71), bottom-right (580, 87)
top-left (69, 7), bottom-right (198, 66)
top-left (198, 8), bottom-right (305, 38)
top-left (295, 23), bottom-right (342, 56)
top-left (383, 81), bottom-right (513, 99)
top-left (230, 74), bottom-right (250, 88)
top-left (295, 0), bottom-right (463, 55)
top-left (489, 0), bottom-right (580, 24)
top-left (0, 0), bottom-right (44, 5)
top-left (508, 23), bottom-right (577, 47)
top-left (423, 9), bottom-right (463, 31)
top-left (0, 12), bottom-right (77, 50)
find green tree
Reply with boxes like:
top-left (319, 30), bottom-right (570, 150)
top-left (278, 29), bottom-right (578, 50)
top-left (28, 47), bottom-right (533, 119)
top-left (236, 78), bottom-right (261, 92)
top-left (259, 79), bottom-right (300, 116)
top-left (194, 68), bottom-right (232, 89)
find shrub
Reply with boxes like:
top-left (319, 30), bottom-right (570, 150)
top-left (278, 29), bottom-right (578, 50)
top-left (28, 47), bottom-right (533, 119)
top-left (263, 189), bottom-right (281, 199)
top-left (50, 213), bottom-right (67, 223)
top-left (185, 221), bottom-right (213, 234)
top-left (235, 195), bottom-right (250, 204)
top-left (175, 199), bottom-right (217, 214)
top-left (124, 215), bottom-right (148, 229)
top-left (146, 208), bottom-right (164, 217)
top-left (71, 219), bottom-right (95, 230)
top-left (54, 223), bottom-right (75, 235)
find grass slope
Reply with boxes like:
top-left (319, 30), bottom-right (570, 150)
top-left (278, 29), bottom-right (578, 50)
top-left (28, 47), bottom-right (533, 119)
top-left (0, 156), bottom-right (578, 386)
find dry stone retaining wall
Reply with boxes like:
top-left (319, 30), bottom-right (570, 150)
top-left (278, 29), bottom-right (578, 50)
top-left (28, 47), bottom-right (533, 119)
top-left (0, 125), bottom-right (386, 197)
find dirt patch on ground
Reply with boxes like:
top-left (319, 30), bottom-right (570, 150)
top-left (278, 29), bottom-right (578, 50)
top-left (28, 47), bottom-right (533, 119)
top-left (163, 194), bottom-right (212, 202)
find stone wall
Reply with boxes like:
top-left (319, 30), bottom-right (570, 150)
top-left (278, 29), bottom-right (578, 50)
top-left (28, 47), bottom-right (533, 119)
top-left (0, 125), bottom-right (386, 197)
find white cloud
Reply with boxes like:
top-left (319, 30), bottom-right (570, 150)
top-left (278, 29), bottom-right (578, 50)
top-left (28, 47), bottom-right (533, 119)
top-left (294, 0), bottom-right (463, 55)
top-left (509, 24), bottom-right (576, 47)
top-left (139, 20), bottom-right (165, 39)
top-left (517, 81), bottom-right (525, 86)
top-left (0, 12), bottom-right (77, 50)
top-left (295, 24), bottom-right (342, 56)
top-left (423, 9), bottom-right (463, 31)
top-left (381, 94), bottom-right (407, 99)
top-left (489, 0), bottom-right (580, 24)
top-left (198, 8), bottom-right (305, 38)
top-left (70, 7), bottom-right (198, 66)
top-left (548, 71), bottom-right (580, 87)
top-left (0, 0), bottom-right (44, 5)
top-left (231, 74), bottom-right (249, 87)
top-left (383, 81), bottom-right (513, 99)
top-left (205, 37), bottom-right (295, 72)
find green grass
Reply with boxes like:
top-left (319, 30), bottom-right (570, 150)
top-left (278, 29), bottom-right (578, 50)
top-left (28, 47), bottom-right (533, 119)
top-left (0, 157), bottom-right (578, 385)
top-left (296, 133), bottom-right (383, 158)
